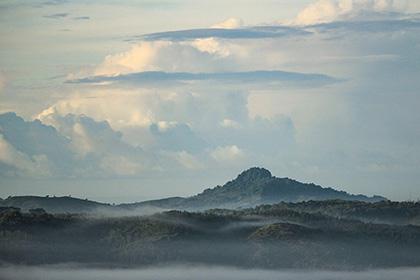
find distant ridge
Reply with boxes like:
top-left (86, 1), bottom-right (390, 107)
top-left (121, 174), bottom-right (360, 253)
top-left (1, 167), bottom-right (386, 213)
top-left (0, 195), bottom-right (110, 213)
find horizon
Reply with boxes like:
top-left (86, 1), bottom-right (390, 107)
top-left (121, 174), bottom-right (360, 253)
top-left (1, 0), bottom-right (420, 202)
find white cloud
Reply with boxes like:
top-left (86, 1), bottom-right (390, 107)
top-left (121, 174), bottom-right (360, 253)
top-left (220, 119), bottom-right (241, 129)
top-left (94, 41), bottom-right (170, 76)
top-left (190, 38), bottom-right (231, 57)
top-left (211, 17), bottom-right (244, 29)
top-left (36, 89), bottom-right (250, 141)
top-left (290, 0), bottom-right (398, 25)
top-left (211, 145), bottom-right (245, 162)
top-left (155, 121), bottom-right (180, 132)
top-left (37, 89), bottom-right (158, 130)
top-left (85, 40), bottom-right (237, 78)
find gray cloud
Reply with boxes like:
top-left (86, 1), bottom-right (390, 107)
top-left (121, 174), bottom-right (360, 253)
top-left (149, 122), bottom-right (208, 154)
top-left (0, 112), bottom-right (73, 176)
top-left (43, 13), bottom-right (68, 19)
top-left (0, 112), bottom-right (153, 178)
top-left (68, 70), bottom-right (338, 87)
top-left (72, 16), bottom-right (90, 20)
top-left (133, 26), bottom-right (310, 41)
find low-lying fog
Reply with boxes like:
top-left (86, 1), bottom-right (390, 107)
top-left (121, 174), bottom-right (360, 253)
top-left (1, 265), bottom-right (419, 280)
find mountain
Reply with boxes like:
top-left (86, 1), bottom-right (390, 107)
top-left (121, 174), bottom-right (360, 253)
top-left (1, 167), bottom-right (386, 213)
top-left (127, 167), bottom-right (386, 210)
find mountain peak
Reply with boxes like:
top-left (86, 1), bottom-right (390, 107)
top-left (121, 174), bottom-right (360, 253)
top-left (235, 167), bottom-right (272, 183)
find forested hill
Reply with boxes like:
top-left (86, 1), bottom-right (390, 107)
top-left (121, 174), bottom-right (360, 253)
top-left (126, 167), bottom-right (386, 210)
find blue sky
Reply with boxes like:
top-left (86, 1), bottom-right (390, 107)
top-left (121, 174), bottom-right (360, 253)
top-left (1, 0), bottom-right (420, 202)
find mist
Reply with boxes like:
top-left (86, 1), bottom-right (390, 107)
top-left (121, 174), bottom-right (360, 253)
top-left (1, 265), bottom-right (420, 280)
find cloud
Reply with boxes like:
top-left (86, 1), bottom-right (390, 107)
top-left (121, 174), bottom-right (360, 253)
top-left (220, 119), bottom-right (240, 129)
top-left (0, 134), bottom-right (51, 177)
top-left (69, 70), bottom-right (337, 88)
top-left (213, 115), bottom-right (295, 157)
top-left (310, 18), bottom-right (420, 33)
top-left (0, 112), bottom-right (70, 177)
top-left (72, 16), bottom-right (90, 20)
top-left (190, 38), bottom-right (231, 56)
top-left (39, 0), bottom-right (68, 6)
top-left (0, 112), bottom-right (73, 173)
top-left (211, 18), bottom-right (244, 29)
top-left (100, 154), bottom-right (145, 176)
top-left (86, 40), bottom-right (238, 77)
top-left (43, 13), bottom-right (69, 19)
top-left (15, 85), bottom-right (297, 178)
top-left (169, 151), bottom-right (204, 170)
top-left (92, 41), bottom-right (168, 76)
top-left (0, 112), bottom-right (156, 178)
top-left (290, 0), bottom-right (400, 25)
top-left (149, 121), bottom-right (207, 154)
top-left (211, 145), bottom-right (245, 162)
top-left (135, 26), bottom-right (309, 41)
top-left (38, 113), bottom-right (155, 173)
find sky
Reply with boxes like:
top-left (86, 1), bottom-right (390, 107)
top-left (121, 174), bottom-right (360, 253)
top-left (1, 0), bottom-right (420, 202)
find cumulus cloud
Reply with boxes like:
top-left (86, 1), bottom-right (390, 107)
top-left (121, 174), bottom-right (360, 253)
top-left (290, 0), bottom-right (399, 25)
top-left (92, 41), bottom-right (169, 76)
top-left (0, 112), bottom-right (157, 178)
top-left (86, 40), bottom-right (237, 78)
top-left (211, 17), bottom-right (244, 29)
top-left (36, 89), bottom-right (250, 136)
top-left (0, 112), bottom-right (73, 175)
top-left (190, 37), bottom-right (231, 56)
top-left (1, 84), bottom-right (298, 178)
